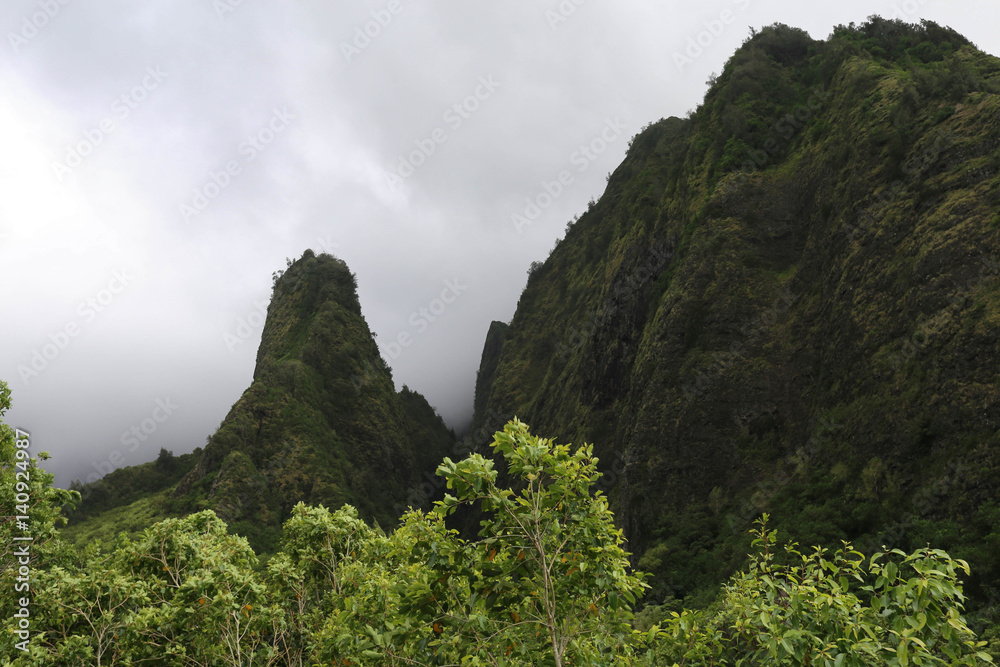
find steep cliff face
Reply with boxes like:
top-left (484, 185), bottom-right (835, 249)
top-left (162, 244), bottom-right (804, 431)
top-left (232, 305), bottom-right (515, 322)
top-left (473, 321), bottom-right (509, 418)
top-left (174, 250), bottom-right (454, 549)
top-left (474, 20), bottom-right (1000, 605)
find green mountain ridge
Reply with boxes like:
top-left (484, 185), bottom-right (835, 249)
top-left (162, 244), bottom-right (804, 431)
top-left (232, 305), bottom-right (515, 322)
top-left (471, 18), bottom-right (1000, 612)
top-left (67, 250), bottom-right (455, 551)
top-left (63, 17), bottom-right (1000, 625)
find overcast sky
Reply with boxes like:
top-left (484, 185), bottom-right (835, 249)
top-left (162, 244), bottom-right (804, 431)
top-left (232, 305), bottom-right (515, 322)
top-left (1, 1), bottom-right (997, 488)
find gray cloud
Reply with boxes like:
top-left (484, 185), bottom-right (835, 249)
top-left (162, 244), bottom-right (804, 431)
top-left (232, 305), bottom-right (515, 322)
top-left (1, 0), bottom-right (997, 486)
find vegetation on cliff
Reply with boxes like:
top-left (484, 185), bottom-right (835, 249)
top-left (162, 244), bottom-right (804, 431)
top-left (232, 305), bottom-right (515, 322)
top-left (1, 399), bottom-right (995, 664)
top-left (473, 18), bottom-right (1000, 626)
top-left (4, 15), bottom-right (1000, 665)
top-left (66, 250), bottom-right (455, 552)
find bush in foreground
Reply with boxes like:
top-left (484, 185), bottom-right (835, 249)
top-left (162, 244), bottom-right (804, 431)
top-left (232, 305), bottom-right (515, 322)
top-left (0, 390), bottom-right (994, 665)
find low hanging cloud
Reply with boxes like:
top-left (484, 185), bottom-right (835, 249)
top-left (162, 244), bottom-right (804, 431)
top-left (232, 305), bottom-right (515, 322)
top-left (0, 0), bottom-right (996, 487)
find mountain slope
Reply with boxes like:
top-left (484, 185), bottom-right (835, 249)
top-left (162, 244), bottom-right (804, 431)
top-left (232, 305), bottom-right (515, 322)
top-left (473, 19), bottom-right (1000, 609)
top-left (68, 250), bottom-right (455, 552)
top-left (171, 250), bottom-right (455, 549)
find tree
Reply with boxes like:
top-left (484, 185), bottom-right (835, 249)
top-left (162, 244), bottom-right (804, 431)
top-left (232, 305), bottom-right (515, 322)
top-left (155, 447), bottom-right (176, 473)
top-left (305, 419), bottom-right (649, 665)
top-left (724, 518), bottom-right (993, 665)
top-left (648, 516), bottom-right (995, 666)
top-left (7, 508), bottom-right (283, 665)
top-left (119, 511), bottom-right (281, 666)
top-left (3, 391), bottom-right (993, 665)
top-left (434, 418), bottom-right (649, 665)
top-left (26, 548), bottom-right (146, 666)
top-left (313, 418), bottom-right (649, 665)
top-left (266, 502), bottom-right (386, 665)
top-left (0, 380), bottom-right (79, 548)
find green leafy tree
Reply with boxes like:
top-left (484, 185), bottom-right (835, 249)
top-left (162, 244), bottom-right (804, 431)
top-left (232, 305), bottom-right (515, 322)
top-left (0, 379), bottom-right (79, 555)
top-left (23, 546), bottom-right (147, 666)
top-left (6, 509), bottom-right (284, 666)
top-left (266, 502), bottom-right (386, 664)
top-left (308, 508), bottom-right (445, 664)
top-left (722, 518), bottom-right (993, 665)
top-left (648, 516), bottom-right (994, 666)
top-left (312, 418), bottom-right (649, 665)
top-left (119, 510), bottom-right (282, 665)
top-left (4, 381), bottom-right (994, 667)
top-left (432, 418), bottom-right (648, 665)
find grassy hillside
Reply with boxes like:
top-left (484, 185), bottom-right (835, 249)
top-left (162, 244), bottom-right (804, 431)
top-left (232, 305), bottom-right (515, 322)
top-left (60, 487), bottom-right (182, 546)
top-left (60, 448), bottom-right (202, 546)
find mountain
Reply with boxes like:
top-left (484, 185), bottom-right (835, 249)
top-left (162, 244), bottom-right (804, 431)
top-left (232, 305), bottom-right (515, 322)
top-left (68, 250), bottom-right (455, 551)
top-left (472, 18), bottom-right (1000, 610)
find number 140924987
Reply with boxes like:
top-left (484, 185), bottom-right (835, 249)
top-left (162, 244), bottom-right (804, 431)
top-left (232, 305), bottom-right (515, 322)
top-left (14, 429), bottom-right (31, 521)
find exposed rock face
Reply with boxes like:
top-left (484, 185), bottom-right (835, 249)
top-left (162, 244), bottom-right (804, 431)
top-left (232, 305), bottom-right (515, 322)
top-left (473, 21), bottom-right (1000, 604)
top-left (175, 250), bottom-right (454, 549)
top-left (474, 321), bottom-right (509, 418)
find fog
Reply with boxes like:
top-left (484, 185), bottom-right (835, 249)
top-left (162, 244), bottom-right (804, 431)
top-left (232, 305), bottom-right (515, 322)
top-left (1, 0), bottom-right (996, 487)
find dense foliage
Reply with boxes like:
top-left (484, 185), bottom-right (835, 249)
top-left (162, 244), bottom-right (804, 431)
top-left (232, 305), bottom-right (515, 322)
top-left (472, 17), bottom-right (1000, 625)
top-left (1, 398), bottom-right (996, 664)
